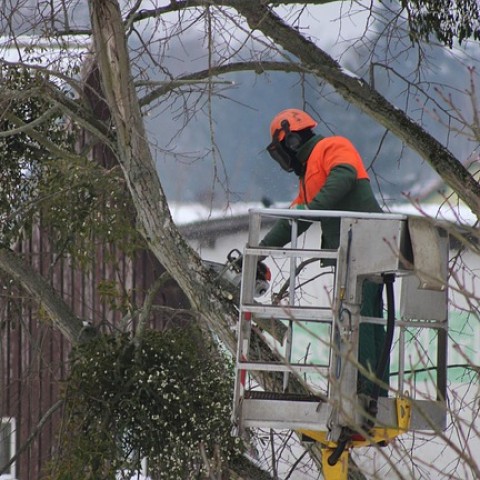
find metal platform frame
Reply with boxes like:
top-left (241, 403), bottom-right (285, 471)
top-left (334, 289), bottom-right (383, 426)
top-left (232, 209), bottom-right (449, 475)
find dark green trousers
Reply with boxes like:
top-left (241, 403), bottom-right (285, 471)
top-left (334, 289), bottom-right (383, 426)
top-left (357, 281), bottom-right (389, 397)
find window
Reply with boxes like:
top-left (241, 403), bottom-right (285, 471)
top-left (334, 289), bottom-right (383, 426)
top-left (0, 417), bottom-right (16, 480)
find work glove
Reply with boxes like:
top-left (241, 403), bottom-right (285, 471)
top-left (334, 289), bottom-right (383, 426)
top-left (255, 261), bottom-right (271, 296)
top-left (291, 203), bottom-right (308, 210)
top-left (256, 261), bottom-right (271, 282)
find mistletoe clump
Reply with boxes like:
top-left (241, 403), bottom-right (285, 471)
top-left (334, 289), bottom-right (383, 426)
top-left (0, 65), bottom-right (75, 246)
top-left (49, 327), bottom-right (241, 480)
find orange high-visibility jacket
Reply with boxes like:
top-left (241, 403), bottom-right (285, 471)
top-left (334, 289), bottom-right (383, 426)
top-left (261, 135), bottom-right (381, 250)
top-left (291, 136), bottom-right (369, 206)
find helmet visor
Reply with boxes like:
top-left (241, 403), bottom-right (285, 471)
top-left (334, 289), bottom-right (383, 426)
top-left (267, 140), bottom-right (294, 172)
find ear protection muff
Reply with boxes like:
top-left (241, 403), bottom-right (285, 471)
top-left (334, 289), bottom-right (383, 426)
top-left (280, 119), bottom-right (303, 152)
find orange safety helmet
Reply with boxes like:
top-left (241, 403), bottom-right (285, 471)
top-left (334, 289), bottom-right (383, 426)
top-left (269, 109), bottom-right (318, 142)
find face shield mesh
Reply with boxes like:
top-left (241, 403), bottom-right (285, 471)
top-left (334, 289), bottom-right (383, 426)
top-left (266, 135), bottom-right (294, 172)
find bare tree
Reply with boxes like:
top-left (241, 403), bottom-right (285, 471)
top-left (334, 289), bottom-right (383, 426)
top-left (1, 1), bottom-right (479, 479)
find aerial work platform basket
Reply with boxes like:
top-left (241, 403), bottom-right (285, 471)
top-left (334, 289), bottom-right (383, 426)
top-left (232, 209), bottom-right (449, 479)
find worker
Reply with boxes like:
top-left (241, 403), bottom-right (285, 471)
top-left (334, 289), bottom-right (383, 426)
top-left (260, 108), bottom-right (388, 398)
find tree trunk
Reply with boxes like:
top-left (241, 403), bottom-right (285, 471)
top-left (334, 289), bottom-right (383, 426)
top-left (88, 0), bottom-right (240, 353)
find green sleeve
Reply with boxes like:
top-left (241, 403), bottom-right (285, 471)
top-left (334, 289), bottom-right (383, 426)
top-left (260, 165), bottom-right (357, 248)
top-left (259, 218), bottom-right (292, 247)
top-left (259, 217), bottom-right (312, 247)
top-left (307, 165), bottom-right (357, 210)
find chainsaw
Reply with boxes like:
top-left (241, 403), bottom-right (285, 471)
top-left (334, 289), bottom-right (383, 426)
top-left (204, 249), bottom-right (288, 343)
top-left (204, 248), bottom-right (271, 305)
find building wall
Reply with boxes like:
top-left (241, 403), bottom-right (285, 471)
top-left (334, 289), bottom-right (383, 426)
top-left (0, 223), bottom-right (189, 479)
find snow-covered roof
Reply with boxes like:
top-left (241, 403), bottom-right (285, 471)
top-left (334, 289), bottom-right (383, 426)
top-left (171, 201), bottom-right (478, 228)
top-left (170, 201), bottom-right (282, 225)
top-left (387, 202), bottom-right (478, 226)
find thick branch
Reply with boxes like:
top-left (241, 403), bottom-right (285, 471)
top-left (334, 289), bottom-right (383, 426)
top-left (0, 248), bottom-right (87, 344)
top-left (139, 60), bottom-right (305, 107)
top-left (2, 112), bottom-right (84, 163)
top-left (0, 59), bottom-right (114, 148)
top-left (232, 3), bottom-right (480, 217)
